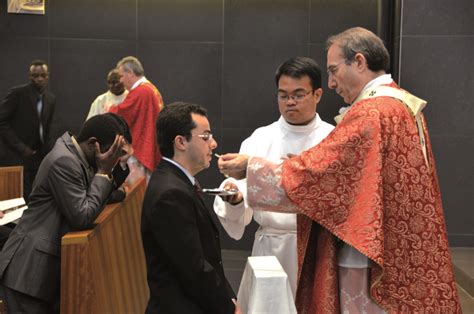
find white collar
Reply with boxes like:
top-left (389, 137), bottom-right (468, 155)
top-left (337, 74), bottom-right (394, 117)
top-left (353, 74), bottom-right (393, 104)
top-left (162, 156), bottom-right (195, 185)
top-left (278, 113), bottom-right (322, 134)
top-left (130, 76), bottom-right (147, 91)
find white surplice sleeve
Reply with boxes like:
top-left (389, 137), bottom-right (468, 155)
top-left (213, 177), bottom-right (253, 240)
top-left (247, 157), bottom-right (300, 214)
top-left (212, 126), bottom-right (270, 240)
top-left (86, 93), bottom-right (106, 120)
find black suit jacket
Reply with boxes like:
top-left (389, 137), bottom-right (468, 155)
top-left (0, 83), bottom-right (56, 166)
top-left (141, 159), bottom-right (235, 314)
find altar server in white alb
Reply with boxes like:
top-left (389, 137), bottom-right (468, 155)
top-left (214, 57), bottom-right (334, 297)
top-left (86, 69), bottom-right (128, 120)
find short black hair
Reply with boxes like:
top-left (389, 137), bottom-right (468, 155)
top-left (107, 69), bottom-right (121, 82)
top-left (29, 59), bottom-right (48, 72)
top-left (104, 113), bottom-right (132, 144)
top-left (275, 57), bottom-right (322, 90)
top-left (77, 113), bottom-right (125, 149)
top-left (156, 102), bottom-right (208, 158)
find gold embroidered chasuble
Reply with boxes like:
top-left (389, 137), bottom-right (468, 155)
top-left (246, 83), bottom-right (461, 313)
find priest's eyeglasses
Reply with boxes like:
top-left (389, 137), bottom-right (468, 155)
top-left (327, 59), bottom-right (347, 76)
top-left (277, 90), bottom-right (313, 103)
top-left (193, 133), bottom-right (214, 142)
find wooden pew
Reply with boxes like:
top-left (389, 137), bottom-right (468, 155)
top-left (0, 166), bottom-right (23, 201)
top-left (60, 178), bottom-right (149, 313)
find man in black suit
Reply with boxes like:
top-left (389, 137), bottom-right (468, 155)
top-left (0, 60), bottom-right (56, 202)
top-left (141, 102), bottom-right (240, 314)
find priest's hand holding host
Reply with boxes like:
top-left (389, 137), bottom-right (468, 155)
top-left (217, 153), bottom-right (249, 180)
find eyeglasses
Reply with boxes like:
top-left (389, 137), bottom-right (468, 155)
top-left (326, 59), bottom-right (347, 76)
top-left (277, 90), bottom-right (313, 103)
top-left (193, 133), bottom-right (214, 142)
top-left (31, 73), bottom-right (48, 78)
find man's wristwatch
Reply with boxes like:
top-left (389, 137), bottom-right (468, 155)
top-left (95, 172), bottom-right (113, 182)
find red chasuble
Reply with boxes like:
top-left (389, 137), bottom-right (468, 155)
top-left (247, 83), bottom-right (461, 313)
top-left (109, 81), bottom-right (163, 172)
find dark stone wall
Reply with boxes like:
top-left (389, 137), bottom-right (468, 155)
top-left (398, 0), bottom-right (474, 246)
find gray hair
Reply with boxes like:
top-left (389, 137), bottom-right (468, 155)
top-left (117, 56), bottom-right (145, 76)
top-left (326, 27), bottom-right (390, 72)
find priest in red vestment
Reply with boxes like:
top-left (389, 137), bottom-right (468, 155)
top-left (109, 56), bottom-right (163, 183)
top-left (217, 27), bottom-right (461, 313)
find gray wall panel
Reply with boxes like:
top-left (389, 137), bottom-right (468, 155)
top-left (400, 36), bottom-right (474, 136)
top-left (138, 0), bottom-right (223, 41)
top-left (399, 0), bottom-right (474, 246)
top-left (0, 39), bottom-right (49, 95)
top-left (224, 0), bottom-right (308, 44)
top-left (49, 0), bottom-right (136, 40)
top-left (309, 0), bottom-right (380, 43)
top-left (402, 0), bottom-right (474, 36)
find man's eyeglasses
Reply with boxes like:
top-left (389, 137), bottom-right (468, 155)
top-left (31, 73), bottom-right (48, 78)
top-left (326, 59), bottom-right (348, 76)
top-left (277, 90), bottom-right (313, 103)
top-left (193, 133), bottom-right (214, 142)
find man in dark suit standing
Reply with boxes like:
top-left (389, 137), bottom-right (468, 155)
top-left (0, 113), bottom-right (127, 313)
top-left (0, 60), bottom-right (56, 202)
top-left (141, 102), bottom-right (240, 314)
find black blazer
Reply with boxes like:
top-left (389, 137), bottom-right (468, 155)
top-left (0, 83), bottom-right (56, 165)
top-left (141, 160), bottom-right (235, 314)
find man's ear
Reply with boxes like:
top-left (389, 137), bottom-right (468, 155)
top-left (313, 88), bottom-right (323, 103)
top-left (86, 137), bottom-right (99, 152)
top-left (173, 135), bottom-right (187, 152)
top-left (86, 137), bottom-right (98, 144)
top-left (78, 137), bottom-right (99, 166)
top-left (354, 52), bottom-right (368, 71)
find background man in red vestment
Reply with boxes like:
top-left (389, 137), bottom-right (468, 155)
top-left (109, 56), bottom-right (163, 183)
top-left (217, 27), bottom-right (461, 313)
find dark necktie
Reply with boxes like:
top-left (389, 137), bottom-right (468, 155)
top-left (194, 179), bottom-right (202, 195)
